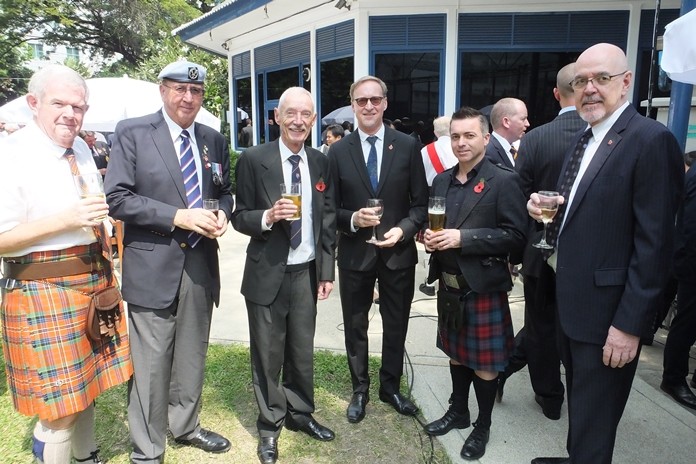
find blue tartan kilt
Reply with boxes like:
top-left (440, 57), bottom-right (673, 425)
top-left (436, 291), bottom-right (514, 372)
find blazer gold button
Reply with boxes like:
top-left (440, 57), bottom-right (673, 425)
top-left (180, 243), bottom-right (187, 248)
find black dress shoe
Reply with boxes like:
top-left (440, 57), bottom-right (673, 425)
top-left (423, 408), bottom-right (470, 436)
top-left (460, 422), bottom-right (490, 460)
top-left (419, 282), bottom-right (435, 296)
top-left (285, 418), bottom-right (335, 441)
top-left (531, 458), bottom-right (570, 464)
top-left (378, 390), bottom-right (418, 416)
top-left (347, 392), bottom-right (369, 423)
top-left (660, 381), bottom-right (696, 410)
top-left (257, 437), bottom-right (278, 464)
top-left (534, 394), bottom-right (562, 420)
top-left (175, 428), bottom-right (231, 453)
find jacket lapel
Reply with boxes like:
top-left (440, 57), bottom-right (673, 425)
top-left (194, 124), bottom-right (210, 198)
top-left (307, 151), bottom-right (323, 240)
top-left (562, 107), bottom-right (634, 228)
top-left (376, 128), bottom-right (398, 195)
top-left (454, 160), bottom-right (494, 227)
top-left (151, 112), bottom-right (187, 205)
top-left (259, 141), bottom-right (290, 237)
top-left (346, 131), bottom-right (375, 195)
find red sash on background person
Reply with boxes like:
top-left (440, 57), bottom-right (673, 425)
top-left (417, 143), bottom-right (446, 243)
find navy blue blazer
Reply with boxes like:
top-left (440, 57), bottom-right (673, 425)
top-left (554, 105), bottom-right (684, 343)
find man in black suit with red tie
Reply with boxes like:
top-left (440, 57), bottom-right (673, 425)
top-left (328, 75), bottom-right (429, 424)
top-left (529, 44), bottom-right (684, 464)
top-left (497, 63), bottom-right (586, 420)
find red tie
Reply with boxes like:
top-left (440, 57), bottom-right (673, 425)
top-left (64, 148), bottom-right (112, 262)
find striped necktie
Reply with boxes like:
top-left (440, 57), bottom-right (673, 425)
top-left (179, 130), bottom-right (202, 247)
top-left (64, 148), bottom-right (112, 262)
top-left (510, 146), bottom-right (518, 160)
top-left (289, 155), bottom-right (302, 250)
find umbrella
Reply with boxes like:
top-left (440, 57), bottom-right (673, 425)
top-left (662, 8), bottom-right (696, 85)
top-left (0, 77), bottom-right (221, 131)
top-left (321, 105), bottom-right (354, 125)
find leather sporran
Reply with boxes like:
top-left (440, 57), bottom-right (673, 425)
top-left (436, 289), bottom-right (466, 330)
top-left (86, 286), bottom-right (122, 342)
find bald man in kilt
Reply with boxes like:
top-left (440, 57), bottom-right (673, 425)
top-left (423, 107), bottom-right (527, 460)
top-left (0, 65), bottom-right (132, 464)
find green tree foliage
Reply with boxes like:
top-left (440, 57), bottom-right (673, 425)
top-left (0, 0), bottom-right (228, 132)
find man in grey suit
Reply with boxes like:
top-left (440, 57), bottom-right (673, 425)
top-left (105, 61), bottom-right (234, 464)
top-left (485, 97), bottom-right (529, 168)
top-left (328, 76), bottom-right (429, 423)
top-left (497, 63), bottom-right (586, 420)
top-left (232, 87), bottom-right (336, 464)
top-left (529, 44), bottom-right (683, 464)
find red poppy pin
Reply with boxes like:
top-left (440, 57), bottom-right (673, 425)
top-left (474, 177), bottom-right (485, 193)
top-left (315, 177), bottom-right (326, 192)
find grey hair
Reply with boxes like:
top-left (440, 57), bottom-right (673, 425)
top-left (432, 116), bottom-right (451, 137)
top-left (277, 86), bottom-right (314, 113)
top-left (349, 75), bottom-right (388, 100)
top-left (28, 64), bottom-right (89, 101)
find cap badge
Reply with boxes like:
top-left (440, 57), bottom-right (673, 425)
top-left (188, 67), bottom-right (199, 80)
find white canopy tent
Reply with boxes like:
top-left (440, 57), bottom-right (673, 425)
top-left (662, 8), bottom-right (696, 85)
top-left (0, 76), bottom-right (221, 131)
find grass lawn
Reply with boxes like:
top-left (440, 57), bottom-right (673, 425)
top-left (0, 343), bottom-right (451, 464)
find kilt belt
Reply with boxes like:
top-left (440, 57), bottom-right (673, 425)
top-left (441, 271), bottom-right (470, 291)
top-left (3, 252), bottom-right (107, 280)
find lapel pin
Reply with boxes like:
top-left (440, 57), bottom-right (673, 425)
top-left (388, 144), bottom-right (393, 150)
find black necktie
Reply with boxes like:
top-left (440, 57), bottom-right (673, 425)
top-left (366, 136), bottom-right (378, 191)
top-left (289, 155), bottom-right (302, 250)
top-left (543, 128), bottom-right (593, 259)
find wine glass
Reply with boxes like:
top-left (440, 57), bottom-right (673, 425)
top-left (365, 198), bottom-right (384, 244)
top-left (532, 191), bottom-right (560, 250)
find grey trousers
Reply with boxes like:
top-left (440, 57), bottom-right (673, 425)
top-left (127, 247), bottom-right (214, 463)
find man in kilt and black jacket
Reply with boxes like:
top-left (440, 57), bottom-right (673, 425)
top-left (423, 107), bottom-right (527, 460)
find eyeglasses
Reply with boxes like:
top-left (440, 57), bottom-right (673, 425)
top-left (162, 83), bottom-right (205, 97)
top-left (569, 71), bottom-right (628, 90)
top-left (353, 96), bottom-right (386, 107)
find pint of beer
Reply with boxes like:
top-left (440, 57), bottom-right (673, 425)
top-left (280, 183), bottom-right (302, 220)
top-left (428, 196), bottom-right (446, 231)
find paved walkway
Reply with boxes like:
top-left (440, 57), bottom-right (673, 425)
top-left (212, 228), bottom-right (696, 463)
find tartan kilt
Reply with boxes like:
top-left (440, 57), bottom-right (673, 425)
top-left (1, 243), bottom-right (132, 421)
top-left (436, 291), bottom-right (514, 372)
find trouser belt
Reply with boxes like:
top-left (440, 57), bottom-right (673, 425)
top-left (2, 255), bottom-right (107, 281)
top-left (441, 271), bottom-right (470, 291)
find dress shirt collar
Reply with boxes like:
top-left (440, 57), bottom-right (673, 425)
top-left (161, 109), bottom-right (195, 144)
top-left (585, 101), bottom-right (630, 144)
top-left (278, 138), bottom-right (307, 162)
top-left (357, 125), bottom-right (386, 144)
top-left (558, 105), bottom-right (577, 115)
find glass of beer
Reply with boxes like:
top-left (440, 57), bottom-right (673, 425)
top-left (203, 199), bottom-right (219, 213)
top-left (73, 172), bottom-right (107, 221)
top-left (280, 183), bottom-right (302, 220)
top-left (532, 190), bottom-right (560, 250)
top-left (428, 196), bottom-right (446, 231)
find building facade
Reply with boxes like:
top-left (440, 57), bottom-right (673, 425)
top-left (174, 0), bottom-right (684, 149)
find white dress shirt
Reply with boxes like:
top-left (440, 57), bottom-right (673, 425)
top-left (0, 122), bottom-right (100, 256)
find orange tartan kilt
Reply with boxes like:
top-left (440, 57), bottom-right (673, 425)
top-left (1, 244), bottom-right (132, 420)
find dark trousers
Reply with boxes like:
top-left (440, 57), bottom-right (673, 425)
top-left (339, 261), bottom-right (415, 394)
top-left (663, 279), bottom-right (696, 384)
top-left (523, 266), bottom-right (564, 400)
top-left (246, 265), bottom-right (317, 438)
top-left (559, 332), bottom-right (640, 464)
